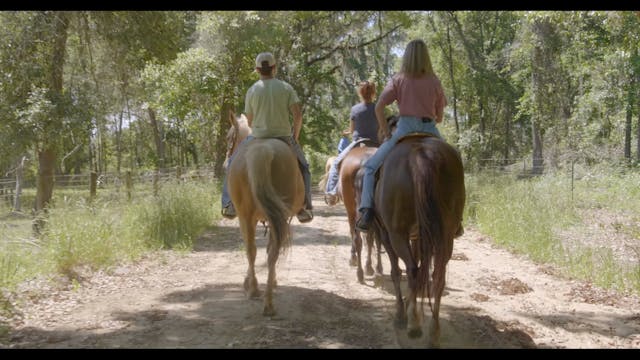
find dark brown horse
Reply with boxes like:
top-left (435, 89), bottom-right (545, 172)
top-left (226, 112), bottom-right (306, 316)
top-left (365, 133), bottom-right (465, 347)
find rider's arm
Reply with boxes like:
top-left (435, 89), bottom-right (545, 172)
top-left (375, 101), bottom-right (390, 140)
top-left (245, 113), bottom-right (253, 128)
top-left (290, 102), bottom-right (302, 142)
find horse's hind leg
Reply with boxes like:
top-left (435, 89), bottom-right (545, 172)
top-left (263, 235), bottom-right (280, 317)
top-left (372, 232), bottom-right (384, 288)
top-left (380, 231), bottom-right (406, 328)
top-left (428, 248), bottom-right (450, 348)
top-left (354, 231), bottom-right (365, 284)
top-left (393, 233), bottom-right (422, 338)
top-left (364, 233), bottom-right (375, 276)
top-left (240, 220), bottom-right (260, 299)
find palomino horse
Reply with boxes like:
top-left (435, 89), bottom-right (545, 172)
top-left (318, 155), bottom-right (339, 205)
top-left (366, 133), bottom-right (465, 347)
top-left (226, 111), bottom-right (306, 316)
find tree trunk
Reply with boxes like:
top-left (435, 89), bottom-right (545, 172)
top-left (35, 148), bottom-right (56, 213)
top-left (445, 22), bottom-right (460, 136)
top-left (625, 100), bottom-right (632, 160)
top-left (35, 11), bottom-right (69, 217)
top-left (116, 109), bottom-right (123, 174)
top-left (148, 107), bottom-right (165, 169)
top-left (215, 100), bottom-right (232, 177)
top-left (531, 120), bottom-right (544, 175)
top-left (504, 106), bottom-right (511, 164)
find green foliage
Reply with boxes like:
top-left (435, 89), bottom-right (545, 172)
top-left (42, 204), bottom-right (137, 278)
top-left (125, 181), bottom-right (216, 250)
top-left (0, 181), bottom-right (220, 293)
top-left (468, 170), bottom-right (640, 295)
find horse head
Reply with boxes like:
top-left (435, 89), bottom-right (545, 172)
top-left (224, 111), bottom-right (251, 170)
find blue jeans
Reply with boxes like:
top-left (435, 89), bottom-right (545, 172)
top-left (221, 135), bottom-right (313, 210)
top-left (358, 116), bottom-right (442, 212)
top-left (325, 140), bottom-right (361, 195)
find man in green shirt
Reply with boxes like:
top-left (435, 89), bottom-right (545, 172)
top-left (221, 52), bottom-right (313, 223)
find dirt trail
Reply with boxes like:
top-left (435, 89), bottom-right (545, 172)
top-left (3, 192), bottom-right (640, 348)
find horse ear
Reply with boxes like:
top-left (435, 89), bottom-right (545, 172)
top-left (228, 109), bottom-right (238, 129)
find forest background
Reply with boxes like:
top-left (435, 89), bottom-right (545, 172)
top-left (1, 11), bottom-right (640, 302)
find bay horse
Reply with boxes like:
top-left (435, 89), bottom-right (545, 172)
top-left (225, 111), bottom-right (306, 316)
top-left (365, 133), bottom-right (465, 347)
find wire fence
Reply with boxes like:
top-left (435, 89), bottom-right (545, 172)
top-left (0, 166), bottom-right (221, 210)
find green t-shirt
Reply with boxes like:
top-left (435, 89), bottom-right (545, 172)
top-left (244, 78), bottom-right (300, 138)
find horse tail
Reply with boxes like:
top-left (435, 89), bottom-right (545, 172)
top-left (246, 143), bottom-right (291, 254)
top-left (410, 143), bottom-right (444, 309)
top-left (318, 156), bottom-right (335, 193)
top-left (318, 170), bottom-right (329, 193)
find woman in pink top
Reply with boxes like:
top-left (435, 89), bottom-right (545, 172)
top-left (356, 39), bottom-right (447, 231)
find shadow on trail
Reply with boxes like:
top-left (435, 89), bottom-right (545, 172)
top-left (196, 192), bottom-right (353, 252)
top-left (369, 271), bottom-right (537, 348)
top-left (7, 284), bottom-right (392, 348)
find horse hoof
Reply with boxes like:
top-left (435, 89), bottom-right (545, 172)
top-left (349, 257), bottom-right (357, 267)
top-left (408, 328), bottom-right (423, 339)
top-left (394, 316), bottom-right (407, 329)
top-left (365, 267), bottom-right (375, 276)
top-left (373, 274), bottom-right (384, 288)
top-left (357, 269), bottom-right (364, 284)
top-left (263, 306), bottom-right (276, 317)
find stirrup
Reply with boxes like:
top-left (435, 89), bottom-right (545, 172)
top-left (221, 204), bottom-right (236, 219)
top-left (355, 208), bottom-right (374, 232)
top-left (324, 193), bottom-right (339, 206)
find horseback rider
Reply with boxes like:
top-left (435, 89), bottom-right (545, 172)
top-left (355, 40), bottom-right (446, 232)
top-left (221, 52), bottom-right (313, 223)
top-left (324, 80), bottom-right (380, 203)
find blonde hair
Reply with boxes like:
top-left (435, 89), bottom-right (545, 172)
top-left (357, 80), bottom-right (376, 103)
top-left (400, 39), bottom-right (434, 77)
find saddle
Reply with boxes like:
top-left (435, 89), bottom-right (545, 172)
top-left (397, 132), bottom-right (438, 143)
top-left (372, 132), bottom-right (438, 183)
top-left (355, 138), bottom-right (380, 148)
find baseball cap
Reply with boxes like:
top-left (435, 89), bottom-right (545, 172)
top-left (255, 52), bottom-right (276, 69)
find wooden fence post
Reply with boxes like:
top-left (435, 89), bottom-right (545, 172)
top-left (90, 171), bottom-right (97, 201)
top-left (126, 170), bottom-right (133, 201)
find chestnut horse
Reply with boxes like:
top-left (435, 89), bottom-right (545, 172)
top-left (225, 112), bottom-right (306, 316)
top-left (338, 143), bottom-right (383, 284)
top-left (366, 133), bottom-right (465, 347)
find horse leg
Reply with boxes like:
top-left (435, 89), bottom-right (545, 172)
top-left (348, 217), bottom-right (358, 267)
top-left (240, 220), bottom-right (260, 299)
top-left (263, 237), bottom-right (280, 317)
top-left (372, 233), bottom-right (384, 288)
top-left (393, 232), bottom-right (422, 338)
top-left (375, 234), bottom-right (383, 275)
top-left (428, 242), bottom-right (452, 348)
top-left (364, 233), bottom-right (375, 276)
top-left (380, 230), bottom-right (406, 328)
top-left (354, 230), bottom-right (365, 284)
top-left (349, 241), bottom-right (358, 267)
